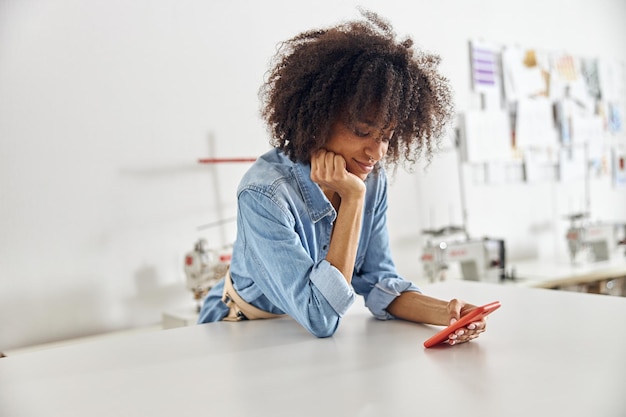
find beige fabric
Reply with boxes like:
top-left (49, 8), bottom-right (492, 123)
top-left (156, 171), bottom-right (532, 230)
top-left (221, 270), bottom-right (286, 321)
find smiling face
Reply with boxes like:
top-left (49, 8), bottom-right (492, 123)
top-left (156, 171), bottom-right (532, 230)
top-left (324, 118), bottom-right (394, 181)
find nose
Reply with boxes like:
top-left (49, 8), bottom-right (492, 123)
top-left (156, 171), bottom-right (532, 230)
top-left (366, 137), bottom-right (387, 161)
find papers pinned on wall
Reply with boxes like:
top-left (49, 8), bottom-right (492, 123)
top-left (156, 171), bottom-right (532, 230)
top-left (558, 146), bottom-right (586, 182)
top-left (469, 40), bottom-right (502, 109)
top-left (551, 53), bottom-right (579, 84)
top-left (463, 161), bottom-right (525, 185)
top-left (470, 40), bottom-right (500, 92)
top-left (597, 59), bottom-right (625, 138)
top-left (523, 147), bottom-right (558, 183)
top-left (613, 148), bottom-right (626, 188)
top-left (458, 110), bottom-right (512, 163)
top-left (599, 59), bottom-right (626, 103)
top-left (607, 103), bottom-right (623, 134)
top-left (501, 46), bottom-right (549, 103)
top-left (485, 160), bottom-right (525, 184)
top-left (580, 58), bottom-right (602, 100)
top-left (571, 115), bottom-right (604, 147)
top-left (462, 39), bottom-right (625, 188)
top-left (515, 97), bottom-right (559, 149)
top-left (571, 115), bottom-right (607, 178)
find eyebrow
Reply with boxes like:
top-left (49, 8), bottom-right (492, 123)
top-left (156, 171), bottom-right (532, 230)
top-left (356, 119), bottom-right (394, 131)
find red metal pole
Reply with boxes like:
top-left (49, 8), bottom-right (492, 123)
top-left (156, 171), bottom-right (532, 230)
top-left (198, 158), bottom-right (256, 164)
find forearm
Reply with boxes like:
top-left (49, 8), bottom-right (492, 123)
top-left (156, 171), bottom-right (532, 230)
top-left (325, 196), bottom-right (364, 284)
top-left (386, 291), bottom-right (450, 326)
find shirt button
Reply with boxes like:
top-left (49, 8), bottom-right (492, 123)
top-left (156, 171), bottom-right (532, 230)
top-left (323, 245), bottom-right (327, 250)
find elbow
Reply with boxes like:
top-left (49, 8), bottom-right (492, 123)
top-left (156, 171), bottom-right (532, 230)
top-left (310, 325), bottom-right (336, 338)
top-left (305, 315), bottom-right (340, 338)
top-left (300, 292), bottom-right (347, 337)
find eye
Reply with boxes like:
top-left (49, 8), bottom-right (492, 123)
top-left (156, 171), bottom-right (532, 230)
top-left (354, 129), bottom-right (370, 137)
top-left (352, 122), bottom-right (372, 137)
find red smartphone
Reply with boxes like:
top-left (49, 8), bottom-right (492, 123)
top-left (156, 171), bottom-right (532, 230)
top-left (423, 301), bottom-right (501, 348)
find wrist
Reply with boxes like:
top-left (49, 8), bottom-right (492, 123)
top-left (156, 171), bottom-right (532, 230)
top-left (339, 186), bottom-right (365, 202)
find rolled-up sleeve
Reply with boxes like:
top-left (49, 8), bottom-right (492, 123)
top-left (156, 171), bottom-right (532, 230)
top-left (365, 278), bottom-right (420, 320)
top-left (309, 260), bottom-right (356, 317)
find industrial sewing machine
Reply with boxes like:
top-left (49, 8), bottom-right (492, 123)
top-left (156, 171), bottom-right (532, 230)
top-left (183, 238), bottom-right (231, 311)
top-left (420, 226), bottom-right (506, 283)
top-left (565, 213), bottom-right (626, 264)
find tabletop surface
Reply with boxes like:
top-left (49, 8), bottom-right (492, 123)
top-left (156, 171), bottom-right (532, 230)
top-left (1, 281), bottom-right (625, 417)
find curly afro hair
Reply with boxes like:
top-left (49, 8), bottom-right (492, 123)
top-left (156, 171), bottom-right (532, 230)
top-left (259, 9), bottom-right (454, 169)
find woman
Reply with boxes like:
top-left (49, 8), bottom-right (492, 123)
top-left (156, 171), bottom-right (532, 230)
top-left (198, 10), bottom-right (487, 344)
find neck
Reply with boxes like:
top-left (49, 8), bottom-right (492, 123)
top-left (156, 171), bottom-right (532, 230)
top-left (321, 187), bottom-right (341, 210)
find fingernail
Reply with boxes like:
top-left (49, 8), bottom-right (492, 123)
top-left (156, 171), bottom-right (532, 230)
top-left (468, 324), bottom-right (476, 330)
top-left (450, 318), bottom-right (457, 325)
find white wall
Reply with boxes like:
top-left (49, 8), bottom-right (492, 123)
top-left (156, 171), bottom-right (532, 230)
top-left (1, 0), bottom-right (625, 350)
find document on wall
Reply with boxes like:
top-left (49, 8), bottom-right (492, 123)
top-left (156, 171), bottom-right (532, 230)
top-left (613, 147), bottom-right (626, 189)
top-left (469, 39), bottom-right (502, 109)
top-left (485, 161), bottom-right (507, 184)
top-left (558, 146), bottom-right (586, 182)
top-left (571, 115), bottom-right (604, 147)
top-left (598, 59), bottom-right (626, 103)
top-left (458, 110), bottom-right (512, 163)
top-left (580, 58), bottom-right (602, 100)
top-left (524, 147), bottom-right (558, 183)
top-left (501, 46), bottom-right (548, 103)
top-left (515, 97), bottom-right (559, 149)
top-left (549, 52), bottom-right (580, 100)
top-left (470, 40), bottom-right (500, 92)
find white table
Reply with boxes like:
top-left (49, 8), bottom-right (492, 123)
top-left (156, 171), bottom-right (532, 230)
top-left (1, 281), bottom-right (625, 417)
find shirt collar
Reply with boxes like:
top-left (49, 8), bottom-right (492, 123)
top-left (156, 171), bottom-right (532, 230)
top-left (292, 160), bottom-right (336, 223)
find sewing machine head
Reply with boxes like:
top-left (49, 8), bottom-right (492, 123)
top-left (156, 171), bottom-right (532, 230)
top-left (183, 238), bottom-right (231, 311)
top-left (421, 226), bottom-right (506, 283)
top-left (564, 213), bottom-right (624, 264)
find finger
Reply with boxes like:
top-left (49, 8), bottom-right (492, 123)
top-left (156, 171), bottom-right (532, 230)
top-left (311, 150), bottom-right (331, 183)
top-left (332, 152), bottom-right (346, 172)
top-left (455, 333), bottom-right (469, 341)
top-left (310, 150), bottom-right (324, 173)
top-left (447, 298), bottom-right (463, 324)
top-left (312, 149), bottom-right (326, 161)
top-left (324, 149), bottom-right (336, 169)
top-left (463, 324), bottom-right (486, 337)
top-left (468, 320), bottom-right (486, 331)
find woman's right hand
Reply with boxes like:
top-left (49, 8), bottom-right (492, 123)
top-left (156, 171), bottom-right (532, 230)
top-left (310, 149), bottom-right (365, 200)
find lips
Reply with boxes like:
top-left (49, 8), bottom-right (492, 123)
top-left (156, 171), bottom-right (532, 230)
top-left (354, 160), bottom-right (375, 175)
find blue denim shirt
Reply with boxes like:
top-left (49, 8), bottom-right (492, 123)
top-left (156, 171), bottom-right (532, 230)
top-left (198, 148), bottom-right (420, 337)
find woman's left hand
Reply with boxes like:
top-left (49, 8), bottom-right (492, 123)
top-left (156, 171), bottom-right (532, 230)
top-left (446, 299), bottom-right (487, 346)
